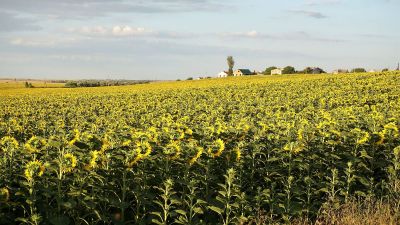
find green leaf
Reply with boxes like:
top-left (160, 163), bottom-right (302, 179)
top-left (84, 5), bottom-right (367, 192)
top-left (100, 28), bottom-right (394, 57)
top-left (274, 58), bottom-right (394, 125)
top-left (196, 199), bottom-right (207, 205)
top-left (175, 209), bottom-right (187, 216)
top-left (317, 188), bottom-right (329, 194)
top-left (357, 177), bottom-right (370, 187)
top-left (209, 206), bottom-right (224, 215)
top-left (193, 207), bottom-right (204, 214)
top-left (151, 219), bottom-right (163, 225)
top-left (360, 150), bottom-right (372, 159)
top-left (278, 203), bottom-right (286, 210)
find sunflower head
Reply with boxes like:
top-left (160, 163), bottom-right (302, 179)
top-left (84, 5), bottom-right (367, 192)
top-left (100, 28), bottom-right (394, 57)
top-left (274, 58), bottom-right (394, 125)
top-left (63, 153), bottom-right (77, 173)
top-left (283, 142), bottom-right (304, 154)
top-left (0, 136), bottom-right (19, 153)
top-left (68, 129), bottom-right (81, 146)
top-left (86, 150), bottom-right (101, 170)
top-left (350, 128), bottom-right (370, 145)
top-left (188, 146), bottom-right (203, 165)
top-left (24, 160), bottom-right (45, 181)
top-left (24, 136), bottom-right (46, 153)
top-left (164, 141), bottom-right (181, 160)
top-left (383, 123), bottom-right (399, 138)
top-left (394, 146), bottom-right (400, 159)
top-left (207, 139), bottom-right (225, 158)
top-left (0, 187), bottom-right (9, 202)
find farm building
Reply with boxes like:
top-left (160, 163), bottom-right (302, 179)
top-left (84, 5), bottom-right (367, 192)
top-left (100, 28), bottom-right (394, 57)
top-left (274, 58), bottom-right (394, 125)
top-left (271, 68), bottom-right (283, 75)
top-left (217, 71), bottom-right (228, 78)
top-left (234, 69), bottom-right (253, 76)
top-left (311, 67), bottom-right (325, 74)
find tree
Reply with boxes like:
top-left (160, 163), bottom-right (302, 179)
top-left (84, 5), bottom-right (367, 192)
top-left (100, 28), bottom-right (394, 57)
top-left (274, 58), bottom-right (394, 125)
top-left (382, 68), bottom-right (389, 72)
top-left (303, 67), bottom-right (313, 74)
top-left (351, 68), bottom-right (366, 73)
top-left (24, 82), bottom-right (33, 88)
top-left (65, 81), bottom-right (78, 88)
top-left (282, 66), bottom-right (296, 74)
top-left (227, 56), bottom-right (235, 76)
top-left (264, 66), bottom-right (277, 75)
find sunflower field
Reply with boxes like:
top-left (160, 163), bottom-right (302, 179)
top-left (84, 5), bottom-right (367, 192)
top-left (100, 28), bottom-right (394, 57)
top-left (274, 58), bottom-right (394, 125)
top-left (1, 72), bottom-right (400, 224)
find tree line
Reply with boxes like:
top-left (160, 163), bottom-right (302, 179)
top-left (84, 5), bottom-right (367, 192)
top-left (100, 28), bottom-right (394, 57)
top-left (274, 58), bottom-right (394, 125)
top-left (64, 80), bottom-right (151, 88)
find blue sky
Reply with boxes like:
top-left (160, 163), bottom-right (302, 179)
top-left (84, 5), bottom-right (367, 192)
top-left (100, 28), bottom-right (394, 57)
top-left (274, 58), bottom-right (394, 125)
top-left (0, 0), bottom-right (399, 80)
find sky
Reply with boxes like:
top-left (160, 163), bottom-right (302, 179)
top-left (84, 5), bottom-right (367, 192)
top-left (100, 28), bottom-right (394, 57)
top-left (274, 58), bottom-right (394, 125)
top-left (0, 0), bottom-right (399, 80)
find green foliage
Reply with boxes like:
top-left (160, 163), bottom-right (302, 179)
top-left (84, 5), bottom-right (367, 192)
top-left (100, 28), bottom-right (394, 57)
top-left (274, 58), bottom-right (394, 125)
top-left (174, 180), bottom-right (206, 225)
top-left (351, 68), bottom-right (367, 73)
top-left (209, 168), bottom-right (241, 225)
top-left (264, 66), bottom-right (277, 75)
top-left (282, 66), bottom-right (296, 74)
top-left (151, 179), bottom-right (180, 225)
top-left (25, 82), bottom-right (34, 88)
top-left (64, 80), bottom-right (150, 88)
top-left (64, 81), bottom-right (78, 88)
top-left (227, 56), bottom-right (235, 76)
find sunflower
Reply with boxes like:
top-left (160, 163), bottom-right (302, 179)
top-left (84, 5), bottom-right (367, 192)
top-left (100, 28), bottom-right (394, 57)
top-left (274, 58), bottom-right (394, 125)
top-left (188, 147), bottom-right (203, 165)
top-left (24, 160), bottom-right (45, 181)
top-left (68, 129), bottom-right (80, 146)
top-left (86, 150), bottom-right (100, 170)
top-left (208, 139), bottom-right (225, 158)
top-left (63, 153), bottom-right (77, 173)
top-left (384, 123), bottom-right (399, 138)
top-left (24, 136), bottom-right (46, 153)
top-left (394, 146), bottom-right (400, 158)
top-left (297, 128), bottom-right (304, 142)
top-left (0, 136), bottom-right (19, 153)
top-left (165, 141), bottom-right (181, 160)
top-left (127, 141), bottom-right (152, 168)
top-left (283, 142), bottom-right (304, 154)
top-left (0, 187), bottom-right (9, 202)
top-left (234, 147), bottom-right (241, 162)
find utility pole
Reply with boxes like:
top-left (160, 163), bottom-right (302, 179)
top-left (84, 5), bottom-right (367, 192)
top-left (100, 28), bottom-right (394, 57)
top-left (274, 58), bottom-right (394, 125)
top-left (397, 62), bottom-right (399, 71)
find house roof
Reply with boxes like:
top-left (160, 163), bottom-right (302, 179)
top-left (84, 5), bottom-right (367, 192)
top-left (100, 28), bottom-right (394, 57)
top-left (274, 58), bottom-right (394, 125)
top-left (237, 69), bottom-right (252, 74)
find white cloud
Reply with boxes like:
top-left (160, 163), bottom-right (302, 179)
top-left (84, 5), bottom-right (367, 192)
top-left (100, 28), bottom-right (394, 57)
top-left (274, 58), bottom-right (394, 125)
top-left (10, 37), bottom-right (78, 47)
top-left (112, 26), bottom-right (148, 36)
top-left (67, 25), bottom-right (196, 39)
top-left (68, 25), bottom-right (152, 37)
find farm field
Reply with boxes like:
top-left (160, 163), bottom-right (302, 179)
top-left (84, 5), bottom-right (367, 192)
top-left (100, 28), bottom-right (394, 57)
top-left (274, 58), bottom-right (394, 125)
top-left (1, 72), bottom-right (400, 224)
top-left (0, 80), bottom-right (65, 90)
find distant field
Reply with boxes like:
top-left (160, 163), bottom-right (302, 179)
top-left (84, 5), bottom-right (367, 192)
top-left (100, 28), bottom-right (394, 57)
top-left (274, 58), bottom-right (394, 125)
top-left (1, 72), bottom-right (400, 224)
top-left (0, 79), bottom-right (65, 89)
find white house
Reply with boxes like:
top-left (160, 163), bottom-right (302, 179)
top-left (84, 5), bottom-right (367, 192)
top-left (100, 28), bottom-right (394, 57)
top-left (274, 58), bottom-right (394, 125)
top-left (271, 68), bottom-right (283, 75)
top-left (217, 71), bottom-right (228, 78)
